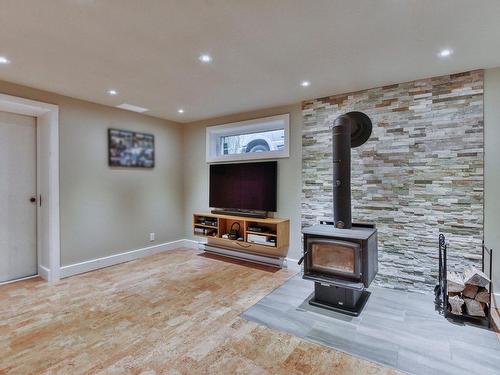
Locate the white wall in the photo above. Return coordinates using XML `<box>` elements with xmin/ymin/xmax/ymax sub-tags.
<box><xmin>182</xmin><ymin>104</ymin><xmax>303</xmax><ymax>260</ymax></box>
<box><xmin>484</xmin><ymin>68</ymin><xmax>500</xmax><ymax>295</ymax></box>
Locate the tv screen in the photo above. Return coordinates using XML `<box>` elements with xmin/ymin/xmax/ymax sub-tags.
<box><xmin>209</xmin><ymin>161</ymin><xmax>277</xmax><ymax>212</ymax></box>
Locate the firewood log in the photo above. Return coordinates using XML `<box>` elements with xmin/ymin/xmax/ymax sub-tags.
<box><xmin>447</xmin><ymin>271</ymin><xmax>465</xmax><ymax>293</ymax></box>
<box><xmin>464</xmin><ymin>298</ymin><xmax>486</xmax><ymax>317</ymax></box>
<box><xmin>475</xmin><ymin>287</ymin><xmax>490</xmax><ymax>304</ymax></box>
<box><xmin>462</xmin><ymin>284</ymin><xmax>478</xmax><ymax>299</ymax></box>
<box><xmin>463</xmin><ymin>266</ymin><xmax>490</xmax><ymax>288</ymax></box>
<box><xmin>448</xmin><ymin>295</ymin><xmax>464</xmax><ymax>315</ymax></box>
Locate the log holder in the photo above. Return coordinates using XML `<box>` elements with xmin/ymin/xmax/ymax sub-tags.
<box><xmin>435</xmin><ymin>234</ymin><xmax>493</xmax><ymax>328</ymax></box>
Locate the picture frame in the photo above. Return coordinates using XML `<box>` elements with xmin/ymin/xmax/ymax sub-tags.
<box><xmin>108</xmin><ymin>128</ymin><xmax>155</xmax><ymax>168</ymax></box>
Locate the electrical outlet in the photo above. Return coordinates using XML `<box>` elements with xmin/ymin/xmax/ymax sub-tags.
<box><xmin>149</xmin><ymin>233</ymin><xmax>155</xmax><ymax>242</ymax></box>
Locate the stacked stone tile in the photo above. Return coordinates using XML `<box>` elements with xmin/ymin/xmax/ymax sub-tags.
<box><xmin>302</xmin><ymin>70</ymin><xmax>484</xmax><ymax>292</ymax></box>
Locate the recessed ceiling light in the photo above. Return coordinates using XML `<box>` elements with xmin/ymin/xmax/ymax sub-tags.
<box><xmin>301</xmin><ymin>80</ymin><xmax>311</xmax><ymax>87</ymax></box>
<box><xmin>107</xmin><ymin>89</ymin><xmax>118</xmax><ymax>95</ymax></box>
<box><xmin>177</xmin><ymin>108</ymin><xmax>185</xmax><ymax>114</ymax></box>
<box><xmin>0</xmin><ymin>56</ymin><xmax>11</xmax><ymax>64</ymax></box>
<box><xmin>199</xmin><ymin>54</ymin><xmax>213</xmax><ymax>63</ymax></box>
<box><xmin>438</xmin><ymin>49</ymin><xmax>453</xmax><ymax>58</ymax></box>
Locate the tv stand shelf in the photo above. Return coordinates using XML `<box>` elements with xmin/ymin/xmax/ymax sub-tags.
<box><xmin>193</xmin><ymin>213</ymin><xmax>290</xmax><ymax>259</ymax></box>
<box><xmin>246</xmin><ymin>230</ymin><xmax>277</xmax><ymax>237</ymax></box>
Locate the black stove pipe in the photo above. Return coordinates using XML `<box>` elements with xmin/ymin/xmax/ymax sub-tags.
<box><xmin>331</xmin><ymin>111</ymin><xmax>373</xmax><ymax>229</ymax></box>
<box><xmin>332</xmin><ymin>115</ymin><xmax>352</xmax><ymax>229</ymax></box>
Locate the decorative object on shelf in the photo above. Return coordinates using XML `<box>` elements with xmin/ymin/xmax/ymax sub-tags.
<box><xmin>228</xmin><ymin>222</ymin><xmax>240</xmax><ymax>240</ymax></box>
<box><xmin>108</xmin><ymin>128</ymin><xmax>154</xmax><ymax>168</ymax></box>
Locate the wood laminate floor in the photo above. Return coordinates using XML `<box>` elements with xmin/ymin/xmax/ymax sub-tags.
<box><xmin>0</xmin><ymin>248</ymin><xmax>400</xmax><ymax>375</ymax></box>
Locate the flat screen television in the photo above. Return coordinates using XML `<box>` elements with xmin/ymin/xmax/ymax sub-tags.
<box><xmin>209</xmin><ymin>161</ymin><xmax>277</xmax><ymax>212</ymax></box>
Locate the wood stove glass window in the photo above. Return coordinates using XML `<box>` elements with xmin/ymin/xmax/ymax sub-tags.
<box><xmin>310</xmin><ymin>240</ymin><xmax>361</xmax><ymax>278</ymax></box>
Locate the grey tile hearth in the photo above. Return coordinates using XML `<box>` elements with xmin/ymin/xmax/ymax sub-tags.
<box><xmin>241</xmin><ymin>276</ymin><xmax>500</xmax><ymax>375</ymax></box>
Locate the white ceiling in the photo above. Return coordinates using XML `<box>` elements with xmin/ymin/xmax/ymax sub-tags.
<box><xmin>1</xmin><ymin>0</ymin><xmax>499</xmax><ymax>123</ymax></box>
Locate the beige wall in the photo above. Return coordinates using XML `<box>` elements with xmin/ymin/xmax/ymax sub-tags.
<box><xmin>182</xmin><ymin>104</ymin><xmax>303</xmax><ymax>260</ymax></box>
<box><xmin>484</xmin><ymin>68</ymin><xmax>500</xmax><ymax>294</ymax></box>
<box><xmin>184</xmin><ymin>70</ymin><xmax>500</xmax><ymax>283</ymax></box>
<box><xmin>2</xmin><ymin>68</ymin><xmax>498</xmax><ymax>279</ymax></box>
<box><xmin>0</xmin><ymin>80</ymin><xmax>185</xmax><ymax>266</ymax></box>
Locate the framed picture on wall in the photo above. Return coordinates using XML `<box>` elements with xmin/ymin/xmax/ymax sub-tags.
<box><xmin>108</xmin><ymin>129</ymin><xmax>155</xmax><ymax>168</ymax></box>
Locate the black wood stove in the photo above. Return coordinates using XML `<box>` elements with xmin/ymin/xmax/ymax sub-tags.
<box><xmin>300</xmin><ymin>112</ymin><xmax>378</xmax><ymax>316</ymax></box>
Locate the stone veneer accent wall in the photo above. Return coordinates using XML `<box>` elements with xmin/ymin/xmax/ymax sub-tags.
<box><xmin>302</xmin><ymin>70</ymin><xmax>484</xmax><ymax>292</ymax></box>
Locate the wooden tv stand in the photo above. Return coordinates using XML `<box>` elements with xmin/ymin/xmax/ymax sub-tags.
<box><xmin>193</xmin><ymin>213</ymin><xmax>290</xmax><ymax>265</ymax></box>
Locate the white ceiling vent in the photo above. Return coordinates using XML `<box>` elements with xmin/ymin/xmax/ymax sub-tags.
<box><xmin>116</xmin><ymin>103</ymin><xmax>149</xmax><ymax>113</ymax></box>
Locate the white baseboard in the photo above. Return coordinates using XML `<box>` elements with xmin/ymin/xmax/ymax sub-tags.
<box><xmin>0</xmin><ymin>274</ymin><xmax>39</xmax><ymax>286</ymax></box>
<box><xmin>38</xmin><ymin>265</ymin><xmax>50</xmax><ymax>281</ymax></box>
<box><xmin>493</xmin><ymin>293</ymin><xmax>499</xmax><ymax>309</ymax></box>
<box><xmin>285</xmin><ymin>257</ymin><xmax>301</xmax><ymax>271</ymax></box>
<box><xmin>196</xmin><ymin>239</ymin><xmax>301</xmax><ymax>270</ymax></box>
<box><xmin>178</xmin><ymin>239</ymin><xmax>199</xmax><ymax>249</ymax></box>
<box><xmin>203</xmin><ymin>244</ymin><xmax>285</xmax><ymax>267</ymax></box>
<box><xmin>60</xmin><ymin>239</ymin><xmax>198</xmax><ymax>278</ymax></box>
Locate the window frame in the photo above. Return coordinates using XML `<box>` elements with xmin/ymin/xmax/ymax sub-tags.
<box><xmin>205</xmin><ymin>113</ymin><xmax>290</xmax><ymax>163</ymax></box>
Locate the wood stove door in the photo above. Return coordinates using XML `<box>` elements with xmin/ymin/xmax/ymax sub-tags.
<box><xmin>307</xmin><ymin>239</ymin><xmax>361</xmax><ymax>279</ymax></box>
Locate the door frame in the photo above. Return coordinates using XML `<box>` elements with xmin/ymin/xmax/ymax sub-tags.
<box><xmin>0</xmin><ymin>93</ymin><xmax>60</xmax><ymax>282</ymax></box>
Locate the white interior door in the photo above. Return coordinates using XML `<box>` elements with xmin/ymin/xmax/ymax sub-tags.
<box><xmin>0</xmin><ymin>111</ymin><xmax>37</xmax><ymax>282</ymax></box>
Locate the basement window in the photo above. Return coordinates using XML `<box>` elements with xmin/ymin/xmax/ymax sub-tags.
<box><xmin>206</xmin><ymin>114</ymin><xmax>290</xmax><ymax>163</ymax></box>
